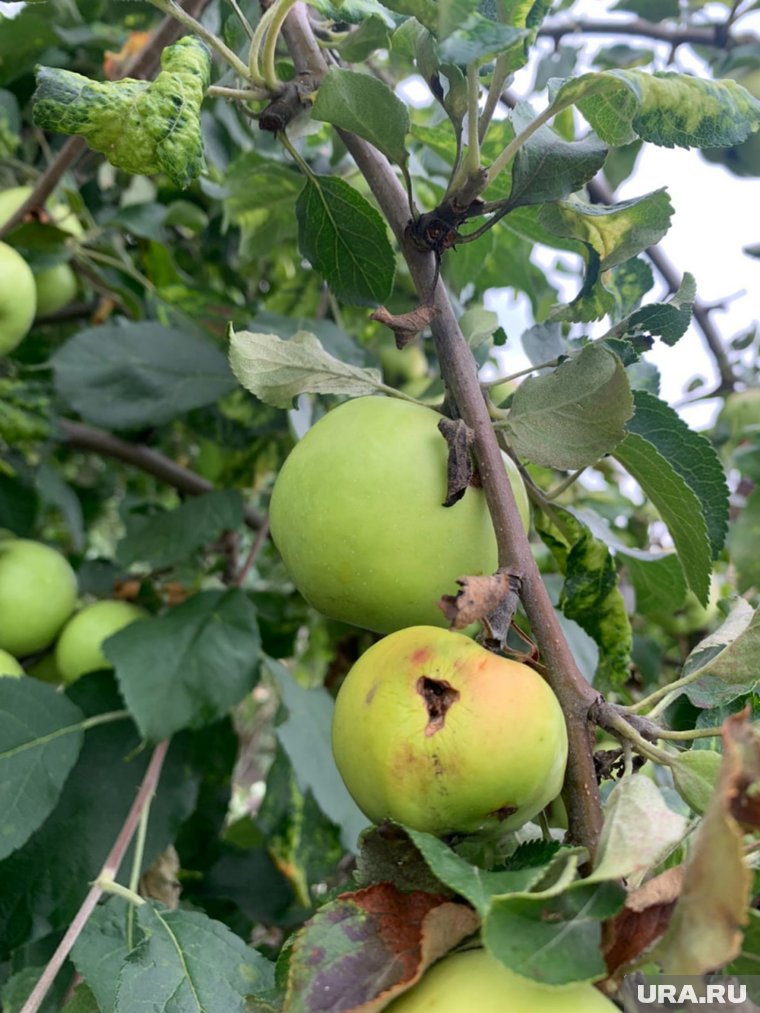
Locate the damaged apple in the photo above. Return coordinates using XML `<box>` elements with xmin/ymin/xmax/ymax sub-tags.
<box><xmin>331</xmin><ymin>625</ymin><xmax>568</xmax><ymax>835</ymax></box>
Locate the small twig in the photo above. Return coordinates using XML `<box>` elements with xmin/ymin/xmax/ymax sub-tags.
<box><xmin>655</xmin><ymin>724</ymin><xmax>725</xmax><ymax>741</ymax></box>
<box><xmin>544</xmin><ymin>468</ymin><xmax>587</xmax><ymax>500</ymax></box>
<box><xmin>147</xmin><ymin>0</ymin><xmax>251</xmax><ymax>79</ymax></box>
<box><xmin>57</xmin><ymin>418</ymin><xmax>265</xmax><ymax>530</ymax></box>
<box><xmin>227</xmin><ymin>0</ymin><xmax>256</xmax><ymax>40</ymax></box>
<box><xmin>20</xmin><ymin>740</ymin><xmax>170</xmax><ymax>1013</ymax></box>
<box><xmin>479</xmin><ymin>53</ymin><xmax>510</xmax><ymax>143</ymax></box>
<box><xmin>207</xmin><ymin>84</ymin><xmax>269</xmax><ymax>100</ymax></box>
<box><xmin>537</xmin><ymin>16</ymin><xmax>757</xmax><ymax>49</ymax></box>
<box><xmin>235</xmin><ymin>518</ymin><xmax>270</xmax><ymax>586</ymax></box>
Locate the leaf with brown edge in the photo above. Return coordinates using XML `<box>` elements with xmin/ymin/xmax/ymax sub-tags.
<box><xmin>371</xmin><ymin>304</ymin><xmax>439</xmax><ymax>349</ymax></box>
<box><xmin>652</xmin><ymin>710</ymin><xmax>759</xmax><ymax>974</ymax></box>
<box><xmin>285</xmin><ymin>883</ymin><xmax>479</xmax><ymax>1012</ymax></box>
<box><xmin>602</xmin><ymin>866</ymin><xmax>684</xmax><ymax>979</ymax></box>
<box><xmin>437</xmin><ymin>416</ymin><xmax>474</xmax><ymax>508</ymax></box>
<box><xmin>438</xmin><ymin>572</ymin><xmax>518</xmax><ymax>631</ymax></box>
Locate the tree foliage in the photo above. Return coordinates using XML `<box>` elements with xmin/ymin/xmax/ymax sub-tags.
<box><xmin>1</xmin><ymin>0</ymin><xmax>759</xmax><ymax>1009</ymax></box>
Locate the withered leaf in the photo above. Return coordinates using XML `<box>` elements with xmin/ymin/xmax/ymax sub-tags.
<box><xmin>652</xmin><ymin>710</ymin><xmax>759</xmax><ymax>974</ymax></box>
<box><xmin>371</xmin><ymin>304</ymin><xmax>439</xmax><ymax>349</ymax></box>
<box><xmin>603</xmin><ymin>866</ymin><xmax>684</xmax><ymax>978</ymax></box>
<box><xmin>438</xmin><ymin>572</ymin><xmax>518</xmax><ymax>632</ymax></box>
<box><xmin>285</xmin><ymin>882</ymin><xmax>478</xmax><ymax>1012</ymax></box>
<box><xmin>437</xmin><ymin>416</ymin><xmax>474</xmax><ymax>508</ymax></box>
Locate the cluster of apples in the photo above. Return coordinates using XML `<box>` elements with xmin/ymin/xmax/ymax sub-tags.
<box><xmin>0</xmin><ymin>186</ymin><xmax>81</xmax><ymax>357</ymax></box>
<box><xmin>269</xmin><ymin>396</ymin><xmax>569</xmax><ymax>838</ymax></box>
<box><xmin>0</xmin><ymin>537</ymin><xmax>144</xmax><ymax>683</ymax></box>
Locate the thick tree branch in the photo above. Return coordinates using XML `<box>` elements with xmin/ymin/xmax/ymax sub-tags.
<box><xmin>537</xmin><ymin>16</ymin><xmax>756</xmax><ymax>49</ymax></box>
<box><xmin>281</xmin><ymin>3</ymin><xmax>603</xmax><ymax>854</ymax></box>
<box><xmin>57</xmin><ymin>419</ymin><xmax>264</xmax><ymax>530</ymax></box>
<box><xmin>0</xmin><ymin>0</ymin><xmax>211</xmax><ymax>242</ymax></box>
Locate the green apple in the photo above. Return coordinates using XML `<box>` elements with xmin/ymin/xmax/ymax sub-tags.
<box><xmin>0</xmin><ymin>648</ymin><xmax>23</xmax><ymax>678</ymax></box>
<box><xmin>331</xmin><ymin>626</ymin><xmax>568</xmax><ymax>834</ymax></box>
<box><xmin>56</xmin><ymin>600</ymin><xmax>146</xmax><ymax>684</ymax></box>
<box><xmin>27</xmin><ymin>651</ymin><xmax>63</xmax><ymax>684</ymax></box>
<box><xmin>0</xmin><ymin>185</ymin><xmax>80</xmax><ymax>318</ymax></box>
<box><xmin>0</xmin><ymin>539</ymin><xmax>77</xmax><ymax>656</ymax></box>
<box><xmin>0</xmin><ymin>241</ymin><xmax>36</xmax><ymax>354</ymax></box>
<box><xmin>387</xmin><ymin>949</ymin><xmax>617</xmax><ymax>1012</ymax></box>
<box><xmin>373</xmin><ymin>336</ymin><xmax>428</xmax><ymax>386</ymax></box>
<box><xmin>718</xmin><ymin>389</ymin><xmax>760</xmax><ymax>440</ymax></box>
<box><xmin>270</xmin><ymin>396</ymin><xmax>531</xmax><ymax>634</ymax></box>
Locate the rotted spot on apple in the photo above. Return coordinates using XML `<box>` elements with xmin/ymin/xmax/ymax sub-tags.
<box><xmin>417</xmin><ymin>676</ymin><xmax>460</xmax><ymax>736</ymax></box>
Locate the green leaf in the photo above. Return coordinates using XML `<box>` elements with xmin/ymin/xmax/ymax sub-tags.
<box><xmin>498</xmin><ymin>0</ymin><xmax>554</xmax><ymax>72</ymax></box>
<box><xmin>614</xmin><ymin>433</ymin><xmax>711</xmax><ymax>605</ymax></box>
<box><xmin>503</xmin><ymin>102</ymin><xmax>608</xmax><ymax>209</ymax></box>
<box><xmin>550</xmin><ymin>70</ymin><xmax>760</xmax><ymax>150</ymax></box>
<box><xmin>229</xmin><ymin>328</ymin><xmax>383</xmax><ymax>409</ymax></box>
<box><xmin>626</xmin><ymin>552</ymin><xmax>688</xmax><ymax>614</ymax></box>
<box><xmin>505</xmin><ymin>343</ymin><xmax>634</xmax><ymax>469</ymax></box>
<box><xmin>625</xmin><ymin>390</ymin><xmax>729</xmax><ymax>557</ymax></box>
<box><xmin>0</xmin><ymin>678</ymin><xmax>85</xmax><ymax>860</ymax></box>
<box><xmin>117</xmin><ymin>490</ymin><xmax>244</xmax><ymax>570</ymax></box>
<box><xmin>61</xmin><ymin>983</ymin><xmax>100</xmax><ymax>1013</ymax></box>
<box><xmin>295</xmin><ymin>176</ymin><xmax>395</xmax><ymax>306</ymax></box>
<box><xmin>589</xmin><ymin>775</ymin><xmax>687</xmax><ymax>883</ymax></box>
<box><xmin>671</xmin><ymin>750</ymin><xmax>722</xmax><ymax>814</ymax></box>
<box><xmin>0</xmin><ymin>677</ymin><xmax>200</xmax><ymax>959</ymax></box>
<box><xmin>115</xmin><ymin>903</ymin><xmax>274</xmax><ymax>1012</ymax></box>
<box><xmin>336</xmin><ymin>15</ymin><xmax>392</xmax><ymax>62</ymax></box>
<box><xmin>540</xmin><ymin>190</ymin><xmax>673</xmax><ymax>272</ymax></box>
<box><xmin>256</xmin><ymin>744</ymin><xmax>344</xmax><ymax>907</ymax></box>
<box><xmin>404</xmin><ymin>828</ymin><xmax>564</xmax><ymax>916</ymax></box>
<box><xmin>379</xmin><ymin>0</ymin><xmax>438</xmax><ymax>32</ymax></box>
<box><xmin>483</xmin><ymin>863</ymin><xmax>625</xmax><ymax>984</ymax></box>
<box><xmin>33</xmin><ymin>37</ymin><xmax>211</xmax><ymax>189</ymax></box>
<box><xmin>51</xmin><ymin>323</ymin><xmax>235</xmax><ymax>430</ymax></box>
<box><xmin>439</xmin><ymin>17</ymin><xmax>527</xmax><ymax>65</ymax></box>
<box><xmin>540</xmin><ymin>192</ymin><xmax>673</xmax><ymax>322</ymax></box>
<box><xmin>536</xmin><ymin>507</ymin><xmax>632</xmax><ymax>690</ymax></box>
<box><xmin>687</xmin><ymin>604</ymin><xmax>760</xmax><ymax>688</ymax></box>
<box><xmin>612</xmin><ymin>0</ymin><xmax>679</xmax><ymax>20</ymax></box>
<box><xmin>267</xmin><ymin>658</ymin><xmax>367</xmax><ymax>852</ymax></box>
<box><xmin>0</xmin><ymin>12</ymin><xmax>56</xmax><ymax>87</ymax></box>
<box><xmin>459</xmin><ymin>305</ymin><xmax>500</xmax><ymax>347</ymax></box>
<box><xmin>72</xmin><ymin>898</ymin><xmax>131</xmax><ymax>1013</ymax></box>
<box><xmin>0</xmin><ymin>964</ymin><xmax>69</xmax><ymax>1013</ymax></box>
<box><xmin>312</xmin><ymin>68</ymin><xmax>410</xmax><ymax>166</ymax></box>
<box><xmin>107</xmin><ymin>590</ymin><xmax>261</xmax><ymax>741</ymax></box>
<box><xmin>250</xmin><ymin>309</ymin><xmax>369</xmax><ymax>366</ymax></box>
<box><xmin>608</xmin><ymin>272</ymin><xmax>695</xmax><ymax>346</ymax></box>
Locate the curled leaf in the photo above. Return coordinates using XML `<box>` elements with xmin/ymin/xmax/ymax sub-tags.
<box><xmin>33</xmin><ymin>37</ymin><xmax>210</xmax><ymax>189</ymax></box>
<box><xmin>602</xmin><ymin>866</ymin><xmax>685</xmax><ymax>977</ymax></box>
<box><xmin>653</xmin><ymin>711</ymin><xmax>759</xmax><ymax>973</ymax></box>
<box><xmin>437</xmin><ymin>416</ymin><xmax>475</xmax><ymax>508</ymax></box>
<box><xmin>371</xmin><ymin>303</ymin><xmax>439</xmax><ymax>348</ymax></box>
<box><xmin>439</xmin><ymin>572</ymin><xmax>518</xmax><ymax>631</ymax></box>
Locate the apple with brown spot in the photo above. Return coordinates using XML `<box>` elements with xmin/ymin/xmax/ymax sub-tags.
<box><xmin>331</xmin><ymin>626</ymin><xmax>568</xmax><ymax>835</ymax></box>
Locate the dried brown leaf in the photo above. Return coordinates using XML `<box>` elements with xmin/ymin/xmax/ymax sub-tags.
<box><xmin>652</xmin><ymin>711</ymin><xmax>759</xmax><ymax>973</ymax></box>
<box><xmin>603</xmin><ymin>866</ymin><xmax>685</xmax><ymax>977</ymax></box>
<box><xmin>437</xmin><ymin>416</ymin><xmax>474</xmax><ymax>508</ymax></box>
<box><xmin>438</xmin><ymin>572</ymin><xmax>517</xmax><ymax>631</ymax></box>
<box><xmin>371</xmin><ymin>304</ymin><xmax>439</xmax><ymax>349</ymax></box>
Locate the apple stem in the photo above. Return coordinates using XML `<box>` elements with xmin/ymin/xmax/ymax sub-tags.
<box><xmin>280</xmin><ymin>3</ymin><xmax>605</xmax><ymax>858</ymax></box>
